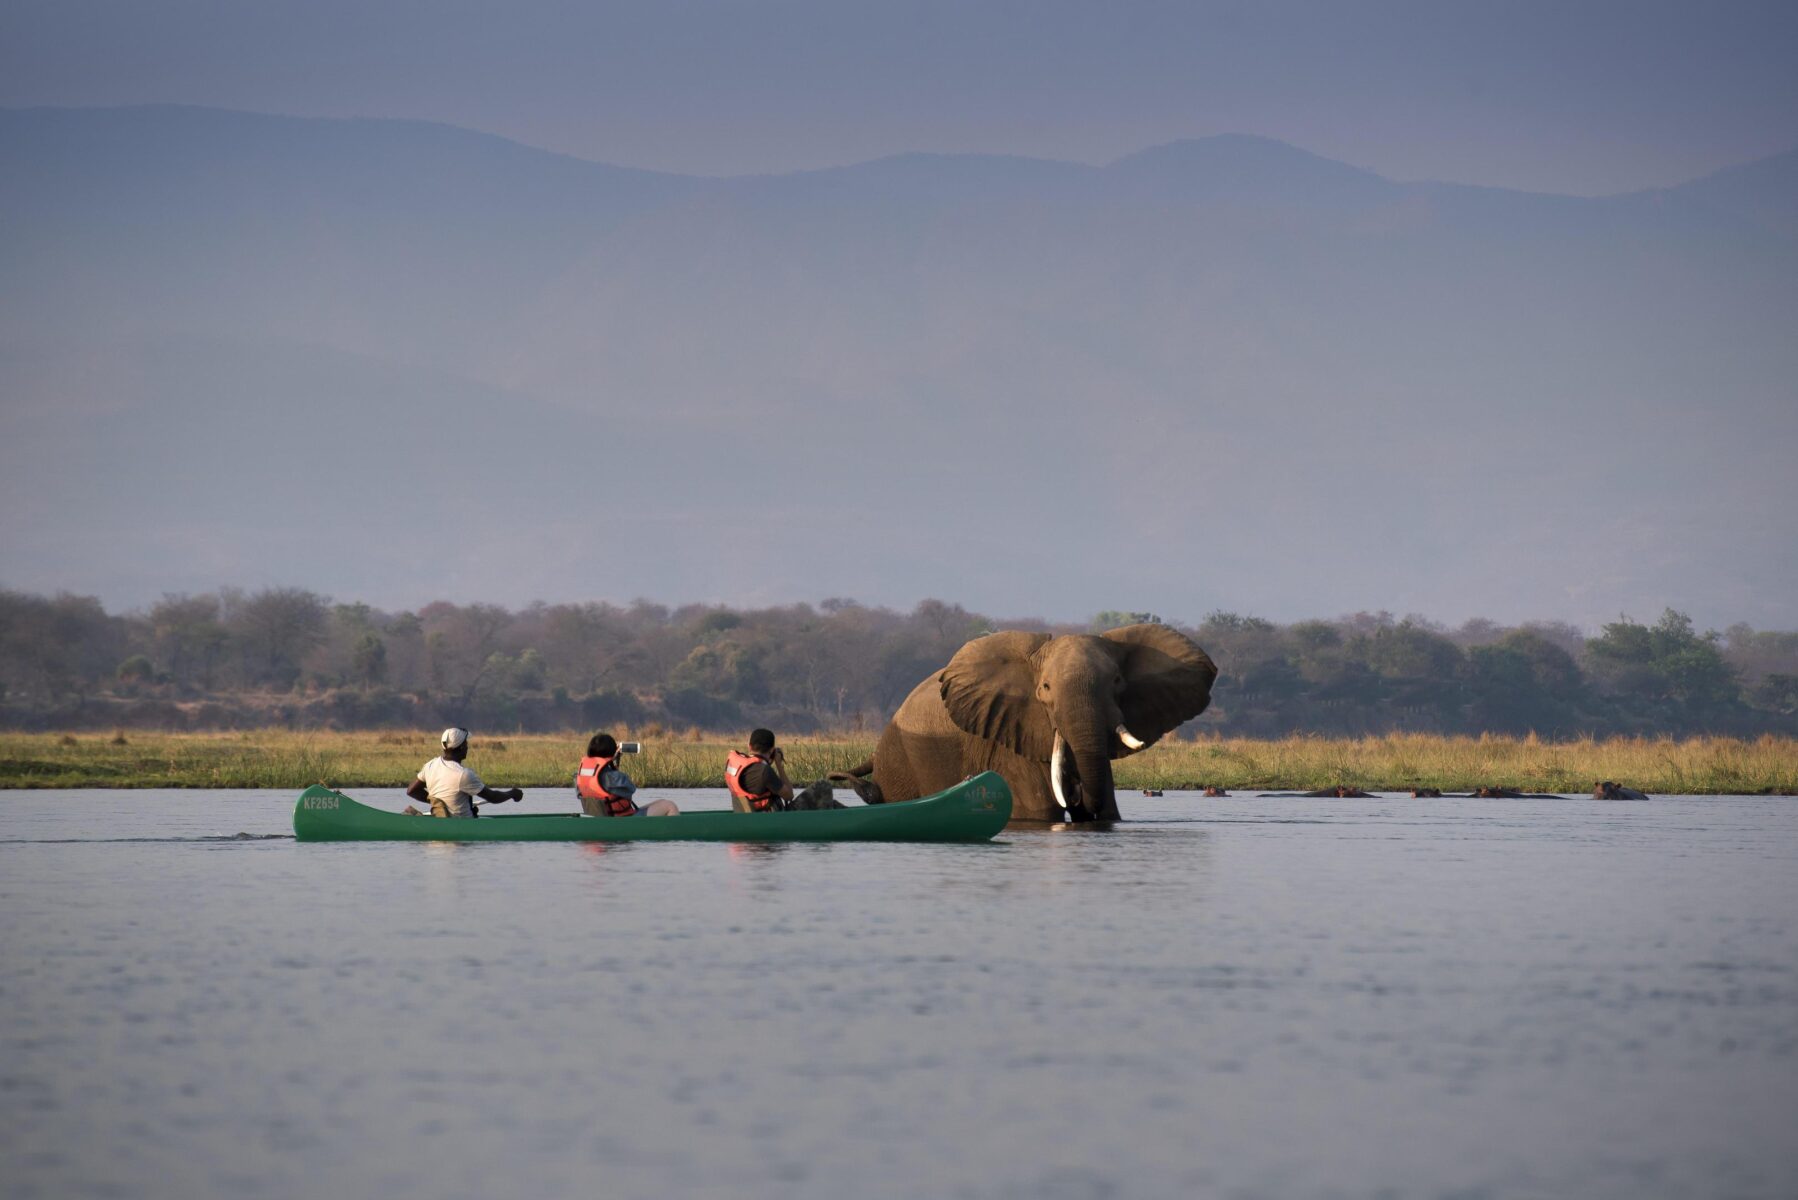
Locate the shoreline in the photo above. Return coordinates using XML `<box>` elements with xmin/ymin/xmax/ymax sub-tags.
<box><xmin>3</xmin><ymin>730</ymin><xmax>1794</xmax><ymax>794</ymax></box>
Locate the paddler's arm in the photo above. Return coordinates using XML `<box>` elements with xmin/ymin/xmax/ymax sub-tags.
<box><xmin>406</xmin><ymin>777</ymin><xmax>428</xmax><ymax>803</ymax></box>
<box><xmin>477</xmin><ymin>786</ymin><xmax>524</xmax><ymax>805</ymax></box>
<box><xmin>768</xmin><ymin>748</ymin><xmax>796</xmax><ymax>803</ymax></box>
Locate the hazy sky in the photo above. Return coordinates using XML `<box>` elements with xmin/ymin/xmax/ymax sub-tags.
<box><xmin>3</xmin><ymin>2</ymin><xmax>1795</xmax><ymax>632</ymax></box>
<box><xmin>4</xmin><ymin>0</ymin><xmax>1796</xmax><ymax>194</ymax></box>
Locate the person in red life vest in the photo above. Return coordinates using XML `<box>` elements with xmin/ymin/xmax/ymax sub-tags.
<box><xmin>725</xmin><ymin>728</ymin><xmax>796</xmax><ymax>813</ymax></box>
<box><xmin>575</xmin><ymin>733</ymin><xmax>679</xmax><ymax>817</ymax></box>
<box><xmin>405</xmin><ymin>727</ymin><xmax>523</xmax><ymax>818</ymax></box>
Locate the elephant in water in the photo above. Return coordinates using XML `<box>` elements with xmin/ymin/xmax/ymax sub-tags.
<box><xmin>848</xmin><ymin>624</ymin><xmax>1217</xmax><ymax>822</ymax></box>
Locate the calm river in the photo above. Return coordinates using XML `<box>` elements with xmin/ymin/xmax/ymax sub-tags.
<box><xmin>2</xmin><ymin>789</ymin><xmax>1795</xmax><ymax>1199</ymax></box>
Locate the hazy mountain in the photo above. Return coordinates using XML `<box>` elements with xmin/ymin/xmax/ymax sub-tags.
<box><xmin>2</xmin><ymin>106</ymin><xmax>1794</xmax><ymax>628</ymax></box>
<box><xmin>1658</xmin><ymin>146</ymin><xmax>1798</xmax><ymax>240</ymax></box>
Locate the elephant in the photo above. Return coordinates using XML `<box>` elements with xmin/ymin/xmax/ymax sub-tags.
<box><xmin>850</xmin><ymin>624</ymin><xmax>1218</xmax><ymax>822</ymax></box>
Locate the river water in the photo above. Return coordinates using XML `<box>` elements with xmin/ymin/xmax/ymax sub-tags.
<box><xmin>2</xmin><ymin>788</ymin><xmax>1795</xmax><ymax>1200</ymax></box>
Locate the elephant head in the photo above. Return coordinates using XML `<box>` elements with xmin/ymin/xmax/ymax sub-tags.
<box><xmin>938</xmin><ymin>624</ymin><xmax>1217</xmax><ymax>821</ymax></box>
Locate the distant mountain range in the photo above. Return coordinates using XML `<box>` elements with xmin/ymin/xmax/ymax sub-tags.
<box><xmin>2</xmin><ymin>106</ymin><xmax>1794</xmax><ymax>628</ymax></box>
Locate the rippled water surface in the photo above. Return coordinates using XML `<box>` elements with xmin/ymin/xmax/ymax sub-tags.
<box><xmin>3</xmin><ymin>788</ymin><xmax>1796</xmax><ymax>1199</ymax></box>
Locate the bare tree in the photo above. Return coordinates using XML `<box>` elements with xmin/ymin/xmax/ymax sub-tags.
<box><xmin>150</xmin><ymin>593</ymin><xmax>230</xmax><ymax>689</ymax></box>
<box><xmin>230</xmin><ymin>588</ymin><xmax>329</xmax><ymax>688</ymax></box>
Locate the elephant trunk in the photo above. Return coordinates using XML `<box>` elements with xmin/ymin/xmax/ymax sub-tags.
<box><xmin>1053</xmin><ymin>728</ymin><xmax>1118</xmax><ymax>822</ymax></box>
<box><xmin>1049</xmin><ymin>683</ymin><xmax>1125</xmax><ymax>820</ymax></box>
<box><xmin>1075</xmin><ymin>748</ymin><xmax>1118</xmax><ymax>822</ymax></box>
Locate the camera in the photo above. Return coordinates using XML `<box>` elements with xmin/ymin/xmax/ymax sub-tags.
<box><xmin>618</xmin><ymin>741</ymin><xmax>641</xmax><ymax>754</ymax></box>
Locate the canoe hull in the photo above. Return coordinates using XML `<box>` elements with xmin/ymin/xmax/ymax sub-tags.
<box><xmin>293</xmin><ymin>772</ymin><xmax>1011</xmax><ymax>843</ymax></box>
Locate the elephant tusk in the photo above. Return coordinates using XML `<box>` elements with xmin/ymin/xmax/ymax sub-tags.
<box><xmin>1116</xmin><ymin>724</ymin><xmax>1147</xmax><ymax>751</ymax></box>
<box><xmin>1050</xmin><ymin>733</ymin><xmax>1072</xmax><ymax>819</ymax></box>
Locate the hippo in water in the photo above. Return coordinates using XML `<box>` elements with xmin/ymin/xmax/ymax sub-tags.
<box><xmin>1260</xmin><ymin>785</ymin><xmax>1376</xmax><ymax>798</ymax></box>
<box><xmin>1594</xmin><ymin>780</ymin><xmax>1651</xmax><ymax>800</ymax></box>
<box><xmin>1462</xmin><ymin>785</ymin><xmax>1564</xmax><ymax>798</ymax></box>
<box><xmin>1202</xmin><ymin>786</ymin><xmax>1230</xmax><ymax>797</ymax></box>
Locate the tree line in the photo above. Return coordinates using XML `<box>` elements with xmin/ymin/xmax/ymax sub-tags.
<box><xmin>1</xmin><ymin>589</ymin><xmax>1794</xmax><ymax>738</ymax></box>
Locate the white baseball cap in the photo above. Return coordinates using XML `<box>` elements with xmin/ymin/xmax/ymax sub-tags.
<box><xmin>441</xmin><ymin>727</ymin><xmax>469</xmax><ymax>750</ymax></box>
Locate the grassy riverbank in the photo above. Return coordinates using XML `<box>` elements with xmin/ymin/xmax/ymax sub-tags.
<box><xmin>2</xmin><ymin>730</ymin><xmax>1795</xmax><ymax>793</ymax></box>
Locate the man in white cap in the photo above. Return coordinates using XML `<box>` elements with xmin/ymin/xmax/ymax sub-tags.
<box><xmin>404</xmin><ymin>727</ymin><xmax>523</xmax><ymax>818</ymax></box>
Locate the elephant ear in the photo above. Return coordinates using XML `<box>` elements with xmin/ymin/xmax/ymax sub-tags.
<box><xmin>1102</xmin><ymin>623</ymin><xmax>1219</xmax><ymax>746</ymax></box>
<box><xmin>938</xmin><ymin>631</ymin><xmax>1055</xmax><ymax>761</ymax></box>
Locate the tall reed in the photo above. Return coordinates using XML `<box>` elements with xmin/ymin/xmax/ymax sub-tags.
<box><xmin>0</xmin><ymin>729</ymin><xmax>877</xmax><ymax>790</ymax></box>
<box><xmin>1</xmin><ymin>730</ymin><xmax>1793</xmax><ymax>793</ymax></box>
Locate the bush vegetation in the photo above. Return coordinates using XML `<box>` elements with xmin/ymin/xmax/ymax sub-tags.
<box><xmin>2</xmin><ymin>589</ymin><xmax>1795</xmax><ymax>742</ymax></box>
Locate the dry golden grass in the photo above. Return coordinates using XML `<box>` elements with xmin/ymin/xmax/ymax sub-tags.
<box><xmin>1118</xmin><ymin>731</ymin><xmax>1798</xmax><ymax>794</ymax></box>
<box><xmin>0</xmin><ymin>729</ymin><xmax>875</xmax><ymax>790</ymax></box>
<box><xmin>1</xmin><ymin>729</ymin><xmax>1793</xmax><ymax>793</ymax></box>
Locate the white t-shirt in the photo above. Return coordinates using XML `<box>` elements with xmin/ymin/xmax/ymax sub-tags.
<box><xmin>417</xmin><ymin>756</ymin><xmax>485</xmax><ymax>818</ymax></box>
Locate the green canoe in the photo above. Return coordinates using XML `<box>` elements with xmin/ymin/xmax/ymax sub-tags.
<box><xmin>293</xmin><ymin>772</ymin><xmax>1011</xmax><ymax>843</ymax></box>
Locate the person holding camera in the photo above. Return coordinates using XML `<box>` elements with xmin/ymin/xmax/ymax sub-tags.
<box><xmin>725</xmin><ymin>728</ymin><xmax>796</xmax><ymax>813</ymax></box>
<box><xmin>406</xmin><ymin>727</ymin><xmax>523</xmax><ymax>818</ymax></box>
<box><xmin>576</xmin><ymin>733</ymin><xmax>679</xmax><ymax>817</ymax></box>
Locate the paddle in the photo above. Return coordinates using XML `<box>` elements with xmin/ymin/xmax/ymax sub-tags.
<box><xmin>474</xmin><ymin>788</ymin><xmax>525</xmax><ymax>808</ymax></box>
<box><xmin>405</xmin><ymin>788</ymin><xmax>522</xmax><ymax>815</ymax></box>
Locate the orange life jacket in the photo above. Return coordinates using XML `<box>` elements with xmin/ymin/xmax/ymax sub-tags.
<box><xmin>575</xmin><ymin>755</ymin><xmax>637</xmax><ymax>817</ymax></box>
<box><xmin>725</xmin><ymin>749</ymin><xmax>779</xmax><ymax>812</ymax></box>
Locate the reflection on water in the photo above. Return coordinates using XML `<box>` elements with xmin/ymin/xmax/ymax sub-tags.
<box><xmin>1</xmin><ymin>788</ymin><xmax>1796</xmax><ymax>1199</ymax></box>
<box><xmin>726</xmin><ymin>841</ymin><xmax>790</xmax><ymax>862</ymax></box>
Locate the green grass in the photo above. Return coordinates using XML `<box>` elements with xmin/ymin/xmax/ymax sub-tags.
<box><xmin>1</xmin><ymin>730</ymin><xmax>1794</xmax><ymax>793</ymax></box>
